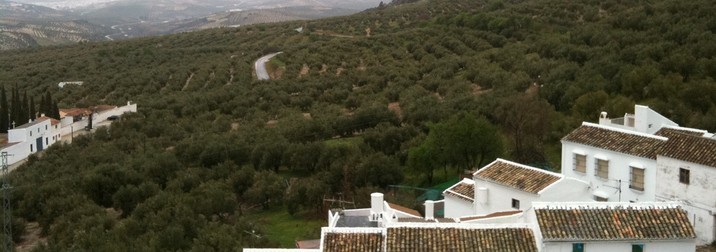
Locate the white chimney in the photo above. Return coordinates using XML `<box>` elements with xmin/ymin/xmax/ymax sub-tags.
<box><xmin>476</xmin><ymin>187</ymin><xmax>489</xmax><ymax>204</ymax></box>
<box><xmin>370</xmin><ymin>192</ymin><xmax>384</xmax><ymax>221</ymax></box>
<box><xmin>424</xmin><ymin>200</ymin><xmax>435</xmax><ymax>220</ymax></box>
<box><xmin>599</xmin><ymin>111</ymin><xmax>609</xmax><ymax>125</ymax></box>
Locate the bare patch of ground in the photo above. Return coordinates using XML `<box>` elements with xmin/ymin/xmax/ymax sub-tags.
<box><xmin>299</xmin><ymin>64</ymin><xmax>310</xmax><ymax>77</ymax></box>
<box><xmin>388</xmin><ymin>102</ymin><xmax>402</xmax><ymax>119</ymax></box>
<box><xmin>231</xmin><ymin>122</ymin><xmax>240</xmax><ymax>131</ymax></box>
<box><xmin>336</xmin><ymin>67</ymin><xmax>345</xmax><ymax>76</ymax></box>
<box><xmin>16</xmin><ymin>222</ymin><xmax>45</xmax><ymax>252</ymax></box>
<box><xmin>181</xmin><ymin>73</ymin><xmax>195</xmax><ymax>91</ymax></box>
<box><xmin>471</xmin><ymin>84</ymin><xmax>492</xmax><ymax>96</ymax></box>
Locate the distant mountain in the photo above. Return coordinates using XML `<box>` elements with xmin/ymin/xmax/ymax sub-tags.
<box><xmin>0</xmin><ymin>0</ymin><xmax>110</xmax><ymax>50</ymax></box>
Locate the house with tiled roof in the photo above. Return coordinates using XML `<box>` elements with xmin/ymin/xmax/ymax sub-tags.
<box><xmin>654</xmin><ymin>130</ymin><xmax>716</xmax><ymax>245</ymax></box>
<box><xmin>441</xmin><ymin>159</ymin><xmax>591</xmax><ymax>218</ymax></box>
<box><xmin>564</xmin><ymin>104</ymin><xmax>716</xmax><ymax>245</ymax></box>
<box><xmin>1</xmin><ymin>116</ymin><xmax>62</xmax><ymax>165</ymax></box>
<box><xmin>245</xmin><ymin>223</ymin><xmax>539</xmax><ymax>252</ymax></box>
<box><xmin>529</xmin><ymin>202</ymin><xmax>696</xmax><ymax>252</ymax></box>
<box><xmin>561</xmin><ymin>122</ymin><xmax>667</xmax><ymax>203</ymax></box>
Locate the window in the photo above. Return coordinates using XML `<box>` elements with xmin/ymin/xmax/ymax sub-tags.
<box><xmin>679</xmin><ymin>168</ymin><xmax>690</xmax><ymax>184</ymax></box>
<box><xmin>572</xmin><ymin>243</ymin><xmax>584</xmax><ymax>252</ymax></box>
<box><xmin>573</xmin><ymin>154</ymin><xmax>586</xmax><ymax>173</ymax></box>
<box><xmin>45</xmin><ymin>125</ymin><xmax>48</xmax><ymax>130</ymax></box>
<box><xmin>30</xmin><ymin>144</ymin><xmax>33</xmax><ymax>152</ymax></box>
<box><xmin>632</xmin><ymin>244</ymin><xmax>644</xmax><ymax>252</ymax></box>
<box><xmin>45</xmin><ymin>138</ymin><xmax>48</xmax><ymax>145</ymax></box>
<box><xmin>595</xmin><ymin>159</ymin><xmax>609</xmax><ymax>179</ymax></box>
<box><xmin>30</xmin><ymin>131</ymin><xmax>32</xmax><ymax>136</ymax></box>
<box><xmin>594</xmin><ymin>196</ymin><xmax>608</xmax><ymax>202</ymax></box>
<box><xmin>630</xmin><ymin>166</ymin><xmax>645</xmax><ymax>191</ymax></box>
<box><xmin>511</xmin><ymin>199</ymin><xmax>520</xmax><ymax>209</ymax></box>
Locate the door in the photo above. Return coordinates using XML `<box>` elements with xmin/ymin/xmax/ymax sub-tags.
<box><xmin>36</xmin><ymin>137</ymin><xmax>44</xmax><ymax>151</ymax></box>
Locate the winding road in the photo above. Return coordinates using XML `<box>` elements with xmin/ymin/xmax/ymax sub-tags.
<box><xmin>255</xmin><ymin>52</ymin><xmax>283</xmax><ymax>80</ymax></box>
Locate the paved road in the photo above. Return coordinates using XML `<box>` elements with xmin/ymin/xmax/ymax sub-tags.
<box><xmin>255</xmin><ymin>52</ymin><xmax>283</xmax><ymax>80</ymax></box>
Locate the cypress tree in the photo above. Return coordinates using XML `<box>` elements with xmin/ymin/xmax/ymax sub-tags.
<box><xmin>39</xmin><ymin>95</ymin><xmax>46</xmax><ymax>117</ymax></box>
<box><xmin>51</xmin><ymin>101</ymin><xmax>60</xmax><ymax>119</ymax></box>
<box><xmin>10</xmin><ymin>86</ymin><xmax>18</xmax><ymax>128</ymax></box>
<box><xmin>19</xmin><ymin>91</ymin><xmax>28</xmax><ymax>124</ymax></box>
<box><xmin>0</xmin><ymin>87</ymin><xmax>7</xmax><ymax>133</ymax></box>
<box><xmin>29</xmin><ymin>96</ymin><xmax>36</xmax><ymax>120</ymax></box>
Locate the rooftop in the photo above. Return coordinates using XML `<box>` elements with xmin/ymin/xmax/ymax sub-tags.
<box><xmin>458</xmin><ymin>210</ymin><xmax>522</xmax><ymax>222</ymax></box>
<box><xmin>473</xmin><ymin>159</ymin><xmax>561</xmax><ymax>194</ymax></box>
<box><xmin>385</xmin><ymin>225</ymin><xmax>537</xmax><ymax>252</ymax></box>
<box><xmin>562</xmin><ymin>122</ymin><xmax>666</xmax><ymax>159</ymax></box>
<box><xmin>387</xmin><ymin>203</ymin><xmax>421</xmax><ymax>218</ymax></box>
<box><xmin>658</xmin><ymin>131</ymin><xmax>716</xmax><ymax>168</ymax></box>
<box><xmin>655</xmin><ymin>126</ymin><xmax>708</xmax><ymax>137</ymax></box>
<box><xmin>534</xmin><ymin>202</ymin><xmax>695</xmax><ymax>241</ymax></box>
<box><xmin>322</xmin><ymin>229</ymin><xmax>384</xmax><ymax>252</ymax></box>
<box><xmin>443</xmin><ymin>178</ymin><xmax>474</xmax><ymax>202</ymax></box>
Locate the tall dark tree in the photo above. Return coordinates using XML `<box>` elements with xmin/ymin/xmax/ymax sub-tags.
<box><xmin>19</xmin><ymin>91</ymin><xmax>29</xmax><ymax>124</ymax></box>
<box><xmin>29</xmin><ymin>96</ymin><xmax>36</xmax><ymax>120</ymax></box>
<box><xmin>0</xmin><ymin>86</ymin><xmax>7</xmax><ymax>133</ymax></box>
<box><xmin>10</xmin><ymin>86</ymin><xmax>19</xmax><ymax>128</ymax></box>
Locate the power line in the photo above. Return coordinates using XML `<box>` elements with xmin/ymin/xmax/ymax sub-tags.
<box><xmin>2</xmin><ymin>152</ymin><xmax>13</xmax><ymax>252</ymax></box>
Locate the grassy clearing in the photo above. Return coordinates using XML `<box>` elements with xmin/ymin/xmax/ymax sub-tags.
<box><xmin>247</xmin><ymin>208</ymin><xmax>324</xmax><ymax>248</ymax></box>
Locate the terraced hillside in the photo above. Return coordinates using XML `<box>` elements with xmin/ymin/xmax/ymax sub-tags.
<box><xmin>0</xmin><ymin>0</ymin><xmax>714</xmax><ymax>250</ymax></box>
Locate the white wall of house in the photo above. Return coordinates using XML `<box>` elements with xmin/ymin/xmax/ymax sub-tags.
<box><xmin>472</xmin><ymin>181</ymin><xmax>539</xmax><ymax>216</ymax></box>
<box><xmin>634</xmin><ymin>105</ymin><xmax>678</xmax><ymax>134</ymax></box>
<box><xmin>543</xmin><ymin>240</ymin><xmax>695</xmax><ymax>252</ymax></box>
<box><xmin>656</xmin><ymin>156</ymin><xmax>716</xmax><ymax>245</ymax></box>
<box><xmin>561</xmin><ymin>141</ymin><xmax>658</xmax><ymax>203</ymax></box>
<box><xmin>539</xmin><ymin>177</ymin><xmax>592</xmax><ymax>202</ymax></box>
<box><xmin>443</xmin><ymin>195</ymin><xmax>474</xmax><ymax>218</ymax></box>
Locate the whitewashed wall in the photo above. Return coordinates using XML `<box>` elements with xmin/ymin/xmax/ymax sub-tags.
<box><xmin>561</xmin><ymin>141</ymin><xmax>658</xmax><ymax>202</ymax></box>
<box><xmin>543</xmin><ymin>240</ymin><xmax>695</xmax><ymax>252</ymax></box>
<box><xmin>443</xmin><ymin>195</ymin><xmax>474</xmax><ymax>218</ymax></box>
<box><xmin>656</xmin><ymin>156</ymin><xmax>716</xmax><ymax>245</ymax></box>
<box><xmin>472</xmin><ymin>181</ymin><xmax>539</xmax><ymax>216</ymax></box>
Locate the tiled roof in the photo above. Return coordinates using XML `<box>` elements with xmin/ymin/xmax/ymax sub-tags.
<box><xmin>322</xmin><ymin>232</ymin><xmax>384</xmax><ymax>252</ymax></box>
<box><xmin>473</xmin><ymin>159</ymin><xmax>560</xmax><ymax>194</ymax></box>
<box><xmin>459</xmin><ymin>210</ymin><xmax>522</xmax><ymax>222</ymax></box>
<box><xmin>295</xmin><ymin>239</ymin><xmax>320</xmax><ymax>249</ymax></box>
<box><xmin>385</xmin><ymin>227</ymin><xmax>537</xmax><ymax>252</ymax></box>
<box><xmin>658</xmin><ymin>131</ymin><xmax>716</xmax><ymax>168</ymax></box>
<box><xmin>443</xmin><ymin>179</ymin><xmax>474</xmax><ymax>202</ymax></box>
<box><xmin>655</xmin><ymin>127</ymin><xmax>706</xmax><ymax>137</ymax></box>
<box><xmin>388</xmin><ymin>203</ymin><xmax>422</xmax><ymax>217</ymax></box>
<box><xmin>60</xmin><ymin>108</ymin><xmax>90</xmax><ymax>117</ymax></box>
<box><xmin>562</xmin><ymin>123</ymin><xmax>666</xmax><ymax>159</ymax></box>
<box><xmin>37</xmin><ymin>116</ymin><xmax>60</xmax><ymax>126</ymax></box>
<box><xmin>397</xmin><ymin>218</ymin><xmax>456</xmax><ymax>223</ymax></box>
<box><xmin>535</xmin><ymin>204</ymin><xmax>695</xmax><ymax>241</ymax></box>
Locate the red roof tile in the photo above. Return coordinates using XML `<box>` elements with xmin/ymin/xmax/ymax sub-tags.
<box><xmin>562</xmin><ymin>123</ymin><xmax>666</xmax><ymax>159</ymax></box>
<box><xmin>386</xmin><ymin>227</ymin><xmax>537</xmax><ymax>252</ymax></box>
<box><xmin>459</xmin><ymin>210</ymin><xmax>522</xmax><ymax>222</ymax></box>
<box><xmin>473</xmin><ymin>159</ymin><xmax>560</xmax><ymax>194</ymax></box>
<box><xmin>443</xmin><ymin>180</ymin><xmax>475</xmax><ymax>202</ymax></box>
<box><xmin>658</xmin><ymin>131</ymin><xmax>716</xmax><ymax>168</ymax></box>
<box><xmin>322</xmin><ymin>231</ymin><xmax>384</xmax><ymax>252</ymax></box>
<box><xmin>388</xmin><ymin>203</ymin><xmax>421</xmax><ymax>217</ymax></box>
<box><xmin>535</xmin><ymin>204</ymin><xmax>695</xmax><ymax>241</ymax></box>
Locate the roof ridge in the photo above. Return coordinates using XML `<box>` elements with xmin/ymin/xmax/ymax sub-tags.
<box><xmin>474</xmin><ymin>159</ymin><xmax>562</xmax><ymax>178</ymax></box>
<box><xmin>582</xmin><ymin>122</ymin><xmax>668</xmax><ymax>141</ymax></box>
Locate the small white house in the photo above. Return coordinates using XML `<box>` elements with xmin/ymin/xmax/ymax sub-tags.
<box><xmin>654</xmin><ymin>128</ymin><xmax>716</xmax><ymax>245</ymax></box>
<box><xmin>561</xmin><ymin>122</ymin><xmax>666</xmax><ymax>203</ymax></box>
<box><xmin>442</xmin><ymin>159</ymin><xmax>592</xmax><ymax>218</ymax></box>
<box><xmin>327</xmin><ymin>192</ymin><xmax>422</xmax><ymax>229</ymax></box>
<box><xmin>530</xmin><ymin>202</ymin><xmax>696</xmax><ymax>252</ymax></box>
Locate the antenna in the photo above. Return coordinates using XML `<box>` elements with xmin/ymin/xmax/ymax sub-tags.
<box><xmin>2</xmin><ymin>152</ymin><xmax>12</xmax><ymax>252</ymax></box>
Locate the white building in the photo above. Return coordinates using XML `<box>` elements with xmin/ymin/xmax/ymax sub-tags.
<box><xmin>326</xmin><ymin>192</ymin><xmax>422</xmax><ymax>229</ymax></box>
<box><xmin>529</xmin><ymin>202</ymin><xmax>696</xmax><ymax>252</ymax></box>
<box><xmin>561</xmin><ymin>122</ymin><xmax>666</xmax><ymax>203</ymax></box>
<box><xmin>654</xmin><ymin>127</ymin><xmax>716</xmax><ymax>245</ymax></box>
<box><xmin>442</xmin><ymin>159</ymin><xmax>592</xmax><ymax>218</ymax></box>
<box><xmin>598</xmin><ymin>104</ymin><xmax>678</xmax><ymax>135</ymax></box>
<box><xmin>2</xmin><ymin>117</ymin><xmax>61</xmax><ymax>164</ymax></box>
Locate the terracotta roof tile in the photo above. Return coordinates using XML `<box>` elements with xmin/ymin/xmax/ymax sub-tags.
<box><xmin>655</xmin><ymin>127</ymin><xmax>707</xmax><ymax>137</ymax></box>
<box><xmin>535</xmin><ymin>204</ymin><xmax>695</xmax><ymax>241</ymax></box>
<box><xmin>323</xmin><ymin>232</ymin><xmax>384</xmax><ymax>252</ymax></box>
<box><xmin>443</xmin><ymin>180</ymin><xmax>474</xmax><ymax>202</ymax></box>
<box><xmin>473</xmin><ymin>159</ymin><xmax>560</xmax><ymax>194</ymax></box>
<box><xmin>658</xmin><ymin>132</ymin><xmax>716</xmax><ymax>168</ymax></box>
<box><xmin>385</xmin><ymin>227</ymin><xmax>537</xmax><ymax>252</ymax></box>
<box><xmin>562</xmin><ymin>123</ymin><xmax>666</xmax><ymax>159</ymax></box>
<box><xmin>459</xmin><ymin>210</ymin><xmax>522</xmax><ymax>222</ymax></box>
<box><xmin>388</xmin><ymin>203</ymin><xmax>421</xmax><ymax>217</ymax></box>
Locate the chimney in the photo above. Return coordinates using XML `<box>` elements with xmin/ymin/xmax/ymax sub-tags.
<box><xmin>424</xmin><ymin>200</ymin><xmax>435</xmax><ymax>220</ymax></box>
<box><xmin>598</xmin><ymin>111</ymin><xmax>609</xmax><ymax>125</ymax></box>
<box><xmin>370</xmin><ymin>192</ymin><xmax>384</xmax><ymax>221</ymax></box>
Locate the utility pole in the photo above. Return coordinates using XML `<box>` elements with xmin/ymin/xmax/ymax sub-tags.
<box><xmin>2</xmin><ymin>152</ymin><xmax>12</xmax><ymax>252</ymax></box>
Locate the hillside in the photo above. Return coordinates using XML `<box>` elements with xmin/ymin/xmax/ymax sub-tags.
<box><xmin>0</xmin><ymin>0</ymin><xmax>715</xmax><ymax>250</ymax></box>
